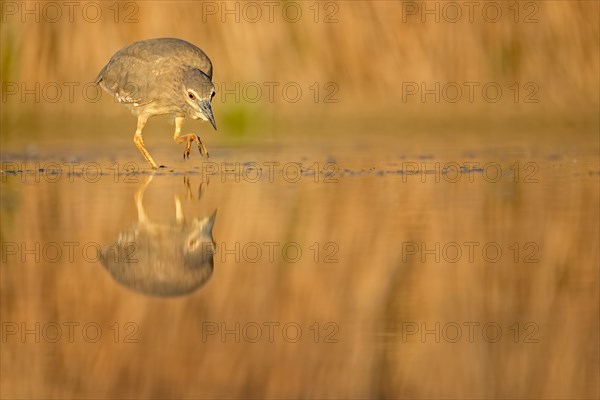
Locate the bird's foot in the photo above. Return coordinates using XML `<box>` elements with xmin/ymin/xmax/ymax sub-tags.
<box><xmin>181</xmin><ymin>134</ymin><xmax>209</xmax><ymax>160</ymax></box>
<box><xmin>197</xmin><ymin>137</ymin><xmax>209</xmax><ymax>158</ymax></box>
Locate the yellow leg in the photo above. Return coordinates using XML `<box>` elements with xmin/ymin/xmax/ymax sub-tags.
<box><xmin>173</xmin><ymin>116</ymin><xmax>209</xmax><ymax>159</ymax></box>
<box><xmin>133</xmin><ymin>116</ymin><xmax>158</xmax><ymax>169</ymax></box>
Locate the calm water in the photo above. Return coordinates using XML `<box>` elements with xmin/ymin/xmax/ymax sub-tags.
<box><xmin>1</xmin><ymin>134</ymin><xmax>599</xmax><ymax>398</ymax></box>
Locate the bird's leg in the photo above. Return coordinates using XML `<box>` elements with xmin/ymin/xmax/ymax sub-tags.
<box><xmin>173</xmin><ymin>116</ymin><xmax>209</xmax><ymax>160</ymax></box>
<box><xmin>133</xmin><ymin>116</ymin><xmax>159</xmax><ymax>169</ymax></box>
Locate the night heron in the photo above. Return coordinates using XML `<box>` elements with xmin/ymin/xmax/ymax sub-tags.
<box><xmin>95</xmin><ymin>38</ymin><xmax>216</xmax><ymax>169</ymax></box>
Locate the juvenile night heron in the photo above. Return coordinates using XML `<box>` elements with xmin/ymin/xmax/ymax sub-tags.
<box><xmin>95</xmin><ymin>38</ymin><xmax>216</xmax><ymax>169</ymax></box>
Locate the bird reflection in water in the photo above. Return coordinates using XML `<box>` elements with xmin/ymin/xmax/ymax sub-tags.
<box><xmin>100</xmin><ymin>175</ymin><xmax>217</xmax><ymax>296</ymax></box>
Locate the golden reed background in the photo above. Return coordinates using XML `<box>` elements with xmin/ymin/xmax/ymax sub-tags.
<box><xmin>0</xmin><ymin>0</ymin><xmax>598</xmax><ymax>117</ymax></box>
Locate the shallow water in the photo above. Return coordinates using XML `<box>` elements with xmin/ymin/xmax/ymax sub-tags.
<box><xmin>1</xmin><ymin>133</ymin><xmax>599</xmax><ymax>398</ymax></box>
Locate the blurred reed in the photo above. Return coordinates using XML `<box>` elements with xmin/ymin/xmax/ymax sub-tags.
<box><xmin>0</xmin><ymin>0</ymin><xmax>598</xmax><ymax>117</ymax></box>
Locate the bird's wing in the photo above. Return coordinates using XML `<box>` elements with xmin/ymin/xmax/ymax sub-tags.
<box><xmin>150</xmin><ymin>38</ymin><xmax>213</xmax><ymax>79</ymax></box>
<box><xmin>95</xmin><ymin>55</ymin><xmax>155</xmax><ymax>106</ymax></box>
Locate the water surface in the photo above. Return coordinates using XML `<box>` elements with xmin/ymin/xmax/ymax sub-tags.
<box><xmin>1</xmin><ymin>133</ymin><xmax>599</xmax><ymax>398</ymax></box>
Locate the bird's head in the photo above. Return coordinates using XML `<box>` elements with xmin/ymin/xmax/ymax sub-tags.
<box><xmin>182</xmin><ymin>67</ymin><xmax>216</xmax><ymax>129</ymax></box>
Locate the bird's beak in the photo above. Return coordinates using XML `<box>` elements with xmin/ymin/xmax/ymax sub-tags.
<box><xmin>198</xmin><ymin>99</ymin><xmax>216</xmax><ymax>130</ymax></box>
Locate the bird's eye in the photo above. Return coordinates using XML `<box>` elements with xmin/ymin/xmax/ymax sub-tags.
<box><xmin>188</xmin><ymin>92</ymin><xmax>195</xmax><ymax>100</ymax></box>
<box><xmin>211</xmin><ymin>91</ymin><xmax>215</xmax><ymax>99</ymax></box>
